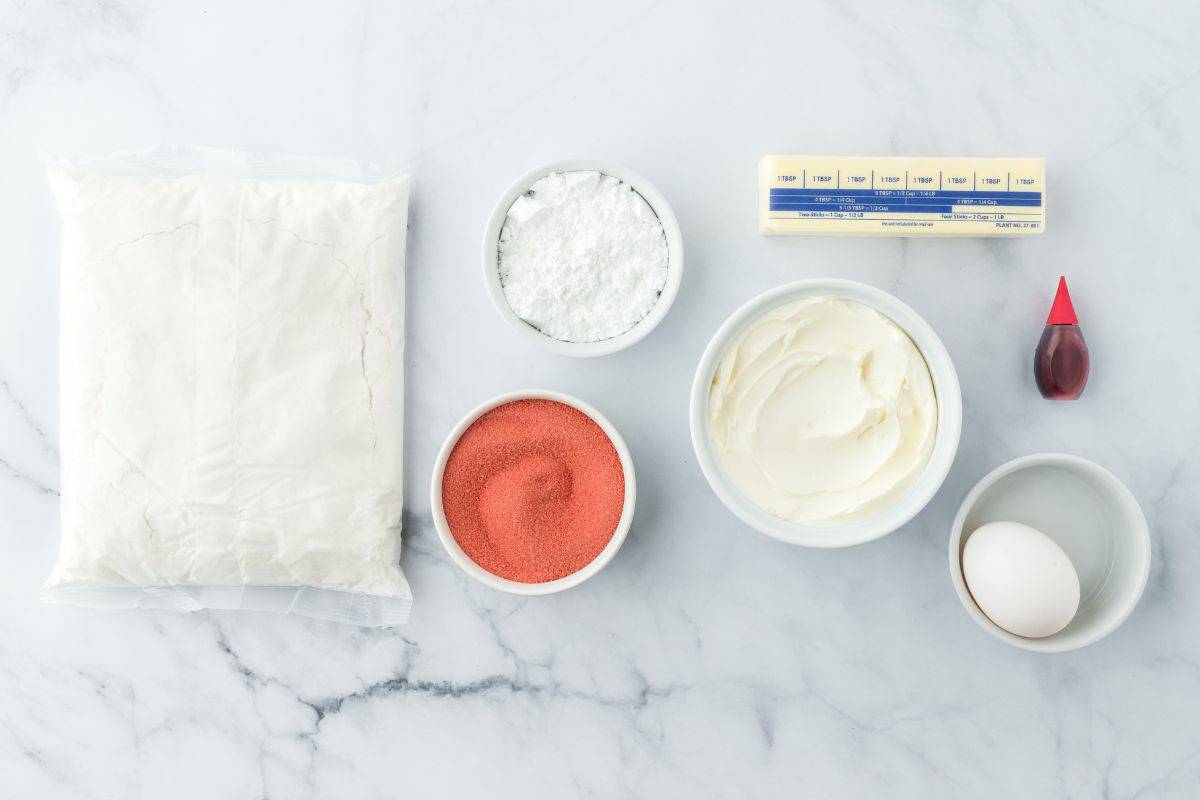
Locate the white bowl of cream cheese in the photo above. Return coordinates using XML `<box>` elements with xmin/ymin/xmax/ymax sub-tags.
<box><xmin>689</xmin><ymin>279</ymin><xmax>962</xmax><ymax>547</ymax></box>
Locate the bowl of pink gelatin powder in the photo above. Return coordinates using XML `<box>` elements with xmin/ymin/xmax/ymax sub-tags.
<box><xmin>431</xmin><ymin>390</ymin><xmax>636</xmax><ymax>594</ymax></box>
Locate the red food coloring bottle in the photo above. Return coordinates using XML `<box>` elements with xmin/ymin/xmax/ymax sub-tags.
<box><xmin>1035</xmin><ymin>276</ymin><xmax>1089</xmax><ymax>400</ymax></box>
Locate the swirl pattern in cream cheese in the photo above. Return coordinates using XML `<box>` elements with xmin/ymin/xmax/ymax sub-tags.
<box><xmin>708</xmin><ymin>295</ymin><xmax>937</xmax><ymax>526</ymax></box>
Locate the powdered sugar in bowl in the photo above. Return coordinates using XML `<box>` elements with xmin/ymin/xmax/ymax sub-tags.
<box><xmin>482</xmin><ymin>160</ymin><xmax>683</xmax><ymax>357</ymax></box>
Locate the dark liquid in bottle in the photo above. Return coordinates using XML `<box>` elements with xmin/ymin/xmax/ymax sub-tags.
<box><xmin>1035</xmin><ymin>324</ymin><xmax>1089</xmax><ymax>400</ymax></box>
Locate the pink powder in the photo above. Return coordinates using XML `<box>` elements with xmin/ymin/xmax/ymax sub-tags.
<box><xmin>441</xmin><ymin>399</ymin><xmax>625</xmax><ymax>583</ymax></box>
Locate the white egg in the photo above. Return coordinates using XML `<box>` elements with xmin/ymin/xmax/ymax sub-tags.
<box><xmin>962</xmin><ymin>521</ymin><xmax>1081</xmax><ymax>638</ymax></box>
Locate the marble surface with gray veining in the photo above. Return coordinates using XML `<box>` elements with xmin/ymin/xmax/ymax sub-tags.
<box><xmin>2</xmin><ymin>1</ymin><xmax>1199</xmax><ymax>797</ymax></box>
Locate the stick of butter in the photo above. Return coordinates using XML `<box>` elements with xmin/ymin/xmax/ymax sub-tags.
<box><xmin>760</xmin><ymin>155</ymin><xmax>1045</xmax><ymax>237</ymax></box>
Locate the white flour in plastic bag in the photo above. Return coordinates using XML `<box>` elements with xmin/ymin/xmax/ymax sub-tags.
<box><xmin>43</xmin><ymin>148</ymin><xmax>412</xmax><ymax>627</ymax></box>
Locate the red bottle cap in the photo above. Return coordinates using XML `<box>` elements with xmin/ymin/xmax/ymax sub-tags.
<box><xmin>1046</xmin><ymin>276</ymin><xmax>1079</xmax><ymax>325</ymax></box>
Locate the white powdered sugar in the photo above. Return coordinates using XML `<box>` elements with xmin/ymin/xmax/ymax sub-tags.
<box><xmin>498</xmin><ymin>170</ymin><xmax>669</xmax><ymax>343</ymax></box>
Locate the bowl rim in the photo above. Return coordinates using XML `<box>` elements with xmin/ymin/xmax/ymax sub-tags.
<box><xmin>688</xmin><ymin>278</ymin><xmax>963</xmax><ymax>547</ymax></box>
<box><xmin>429</xmin><ymin>389</ymin><xmax>637</xmax><ymax>595</ymax></box>
<box><xmin>948</xmin><ymin>452</ymin><xmax>1152</xmax><ymax>653</ymax></box>
<box><xmin>481</xmin><ymin>159</ymin><xmax>684</xmax><ymax>358</ymax></box>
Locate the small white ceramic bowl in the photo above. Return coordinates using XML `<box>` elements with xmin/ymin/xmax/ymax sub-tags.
<box><xmin>950</xmin><ymin>453</ymin><xmax>1151</xmax><ymax>653</ymax></box>
<box><xmin>430</xmin><ymin>389</ymin><xmax>637</xmax><ymax>594</ymax></box>
<box><xmin>689</xmin><ymin>279</ymin><xmax>962</xmax><ymax>547</ymax></box>
<box><xmin>482</xmin><ymin>159</ymin><xmax>684</xmax><ymax>357</ymax></box>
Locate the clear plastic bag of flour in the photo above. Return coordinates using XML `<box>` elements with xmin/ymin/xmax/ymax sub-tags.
<box><xmin>43</xmin><ymin>147</ymin><xmax>412</xmax><ymax>627</ymax></box>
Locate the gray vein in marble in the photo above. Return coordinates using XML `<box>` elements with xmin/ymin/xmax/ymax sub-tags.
<box><xmin>0</xmin><ymin>455</ymin><xmax>58</xmax><ymax>496</ymax></box>
<box><xmin>1</xmin><ymin>379</ymin><xmax>57</xmax><ymax>457</ymax></box>
<box><xmin>1080</xmin><ymin>68</ymin><xmax>1200</xmax><ymax>167</ymax></box>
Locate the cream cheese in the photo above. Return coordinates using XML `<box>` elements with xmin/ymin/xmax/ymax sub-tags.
<box><xmin>707</xmin><ymin>295</ymin><xmax>937</xmax><ymax>526</ymax></box>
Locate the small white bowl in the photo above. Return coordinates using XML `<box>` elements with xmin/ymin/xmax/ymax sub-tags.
<box><xmin>949</xmin><ymin>453</ymin><xmax>1151</xmax><ymax>653</ymax></box>
<box><xmin>482</xmin><ymin>159</ymin><xmax>684</xmax><ymax>357</ymax></box>
<box><xmin>689</xmin><ymin>279</ymin><xmax>962</xmax><ymax>547</ymax></box>
<box><xmin>430</xmin><ymin>389</ymin><xmax>637</xmax><ymax>594</ymax></box>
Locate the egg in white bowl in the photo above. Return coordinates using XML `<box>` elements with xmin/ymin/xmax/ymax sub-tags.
<box><xmin>962</xmin><ymin>521</ymin><xmax>1081</xmax><ymax>638</ymax></box>
<box><xmin>949</xmin><ymin>453</ymin><xmax>1151</xmax><ymax>653</ymax></box>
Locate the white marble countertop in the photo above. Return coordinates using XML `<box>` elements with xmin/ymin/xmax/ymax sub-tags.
<box><xmin>3</xmin><ymin>1</ymin><xmax>1199</xmax><ymax>797</ymax></box>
